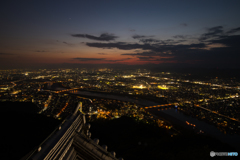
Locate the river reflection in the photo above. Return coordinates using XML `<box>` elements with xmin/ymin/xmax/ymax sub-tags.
<box><xmin>160</xmin><ymin>108</ymin><xmax>240</xmax><ymax>151</ymax></box>
<box><xmin>74</xmin><ymin>90</ymin><xmax>159</xmax><ymax>107</ymax></box>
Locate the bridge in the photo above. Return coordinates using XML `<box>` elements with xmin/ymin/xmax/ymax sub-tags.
<box><xmin>143</xmin><ymin>103</ymin><xmax>176</xmax><ymax>110</ymax></box>
<box><xmin>22</xmin><ymin>104</ymin><xmax>123</xmax><ymax>160</ymax></box>
<box><xmin>194</xmin><ymin>104</ymin><xmax>240</xmax><ymax>123</ymax></box>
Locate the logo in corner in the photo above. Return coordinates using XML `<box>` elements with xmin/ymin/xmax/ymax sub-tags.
<box><xmin>210</xmin><ymin>151</ymin><xmax>215</xmax><ymax>157</ymax></box>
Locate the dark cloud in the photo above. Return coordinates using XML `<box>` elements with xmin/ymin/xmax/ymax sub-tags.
<box><xmin>155</xmin><ymin>34</ymin><xmax>240</xmax><ymax>65</ymax></box>
<box><xmin>86</xmin><ymin>42</ymin><xmax>206</xmax><ymax>53</ymax></box>
<box><xmin>210</xmin><ymin>35</ymin><xmax>240</xmax><ymax>48</ymax></box>
<box><xmin>0</xmin><ymin>53</ymin><xmax>15</xmax><ymax>55</ymax></box>
<box><xmin>86</xmin><ymin>41</ymin><xmax>221</xmax><ymax>65</ymax></box>
<box><xmin>199</xmin><ymin>26</ymin><xmax>223</xmax><ymax>41</ymax></box>
<box><xmin>63</xmin><ymin>41</ymin><xmax>74</xmax><ymax>46</ymax></box>
<box><xmin>137</xmin><ymin>37</ymin><xmax>185</xmax><ymax>45</ymax></box>
<box><xmin>132</xmin><ymin>35</ymin><xmax>146</xmax><ymax>39</ymax></box>
<box><xmin>35</xmin><ymin>50</ymin><xmax>47</xmax><ymax>52</ymax></box>
<box><xmin>86</xmin><ymin>42</ymin><xmax>152</xmax><ymax>50</ymax></box>
<box><xmin>208</xmin><ymin>26</ymin><xmax>223</xmax><ymax>33</ymax></box>
<box><xmin>133</xmin><ymin>34</ymin><xmax>187</xmax><ymax>45</ymax></box>
<box><xmin>139</xmin><ymin>38</ymin><xmax>160</xmax><ymax>43</ymax></box>
<box><xmin>173</xmin><ymin>35</ymin><xmax>188</xmax><ymax>39</ymax></box>
<box><xmin>82</xmin><ymin>26</ymin><xmax>240</xmax><ymax>67</ymax></box>
<box><xmin>137</xmin><ymin>56</ymin><xmax>154</xmax><ymax>60</ymax></box>
<box><xmin>122</xmin><ymin>51</ymin><xmax>174</xmax><ymax>62</ymax></box>
<box><xmin>122</xmin><ymin>51</ymin><xmax>161</xmax><ymax>56</ymax></box>
<box><xmin>73</xmin><ymin>58</ymin><xmax>106</xmax><ymax>61</ymax></box>
<box><xmin>169</xmin><ymin>33</ymin><xmax>240</xmax><ymax>66</ymax></box>
<box><xmin>180</xmin><ymin>23</ymin><xmax>188</xmax><ymax>27</ymax></box>
<box><xmin>71</xmin><ymin>33</ymin><xmax>118</xmax><ymax>41</ymax></box>
<box><xmin>132</xmin><ymin>35</ymin><xmax>153</xmax><ymax>39</ymax></box>
<box><xmin>159</xmin><ymin>39</ymin><xmax>179</xmax><ymax>45</ymax></box>
<box><xmin>98</xmin><ymin>53</ymin><xmax>108</xmax><ymax>55</ymax></box>
<box><xmin>226</xmin><ymin>27</ymin><xmax>240</xmax><ymax>34</ymax></box>
<box><xmin>137</xmin><ymin>56</ymin><xmax>173</xmax><ymax>61</ymax></box>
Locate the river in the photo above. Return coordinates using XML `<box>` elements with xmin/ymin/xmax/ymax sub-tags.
<box><xmin>159</xmin><ymin>108</ymin><xmax>240</xmax><ymax>151</ymax></box>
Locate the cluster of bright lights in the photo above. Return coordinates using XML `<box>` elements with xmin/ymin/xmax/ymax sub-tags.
<box><xmin>158</xmin><ymin>85</ymin><xmax>169</xmax><ymax>90</ymax></box>
<box><xmin>123</xmin><ymin>75</ymin><xmax>135</xmax><ymax>78</ymax></box>
<box><xmin>132</xmin><ymin>85</ymin><xmax>147</xmax><ymax>89</ymax></box>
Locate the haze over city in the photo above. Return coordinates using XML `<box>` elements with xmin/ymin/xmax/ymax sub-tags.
<box><xmin>1</xmin><ymin>0</ymin><xmax>240</xmax><ymax>69</ymax></box>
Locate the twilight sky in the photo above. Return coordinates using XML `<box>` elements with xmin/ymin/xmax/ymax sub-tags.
<box><xmin>1</xmin><ymin>0</ymin><xmax>240</xmax><ymax>69</ymax></box>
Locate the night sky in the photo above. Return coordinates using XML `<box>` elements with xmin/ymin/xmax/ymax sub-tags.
<box><xmin>1</xmin><ymin>0</ymin><xmax>240</xmax><ymax>69</ymax></box>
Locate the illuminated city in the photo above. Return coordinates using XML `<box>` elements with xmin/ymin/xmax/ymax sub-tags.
<box><xmin>1</xmin><ymin>0</ymin><xmax>240</xmax><ymax>159</ymax></box>
<box><xmin>1</xmin><ymin>68</ymin><xmax>240</xmax><ymax>159</ymax></box>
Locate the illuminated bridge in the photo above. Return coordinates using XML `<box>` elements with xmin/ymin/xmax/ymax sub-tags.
<box><xmin>143</xmin><ymin>103</ymin><xmax>176</xmax><ymax>110</ymax></box>
<box><xmin>22</xmin><ymin>104</ymin><xmax>123</xmax><ymax>160</ymax></box>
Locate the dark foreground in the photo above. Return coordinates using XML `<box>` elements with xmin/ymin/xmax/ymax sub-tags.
<box><xmin>0</xmin><ymin>102</ymin><xmax>61</xmax><ymax>160</ymax></box>
<box><xmin>90</xmin><ymin>116</ymin><xmax>237</xmax><ymax>160</ymax></box>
